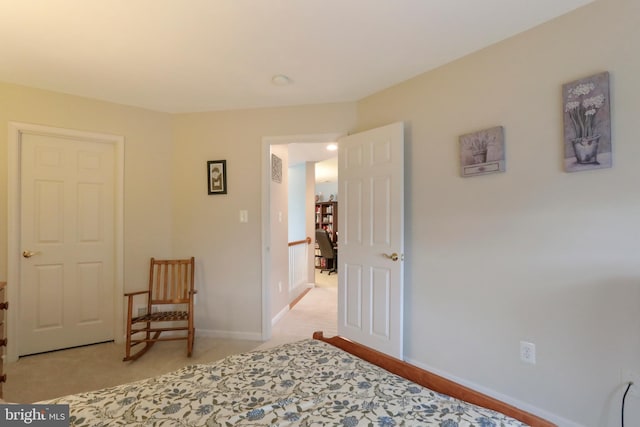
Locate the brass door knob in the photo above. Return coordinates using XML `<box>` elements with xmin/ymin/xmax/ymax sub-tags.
<box><xmin>22</xmin><ymin>250</ymin><xmax>40</xmax><ymax>258</ymax></box>
<box><xmin>383</xmin><ymin>252</ymin><xmax>399</xmax><ymax>261</ymax></box>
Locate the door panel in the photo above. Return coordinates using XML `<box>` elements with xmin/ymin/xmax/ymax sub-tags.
<box><xmin>345</xmin><ymin>265</ymin><xmax>363</xmax><ymax>328</ymax></box>
<box><xmin>344</xmin><ymin>179</ymin><xmax>363</xmax><ymax>244</ymax></box>
<box><xmin>371</xmin><ymin>176</ymin><xmax>391</xmax><ymax>244</ymax></box>
<box><xmin>78</xmin><ymin>183</ymin><xmax>104</xmax><ymax>241</ymax></box>
<box><xmin>35</xmin><ymin>265</ymin><xmax>64</xmax><ymax>329</ymax></box>
<box><xmin>78</xmin><ymin>262</ymin><xmax>103</xmax><ymax>323</ymax></box>
<box><xmin>370</xmin><ymin>268</ymin><xmax>390</xmax><ymax>339</ymax></box>
<box><xmin>20</xmin><ymin>133</ymin><xmax>115</xmax><ymax>356</ymax></box>
<box><xmin>338</xmin><ymin>122</ymin><xmax>404</xmax><ymax>359</ymax></box>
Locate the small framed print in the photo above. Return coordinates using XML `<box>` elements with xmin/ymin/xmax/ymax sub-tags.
<box><xmin>459</xmin><ymin>126</ymin><xmax>505</xmax><ymax>177</ymax></box>
<box><xmin>207</xmin><ymin>160</ymin><xmax>227</xmax><ymax>195</ymax></box>
<box><xmin>271</xmin><ymin>154</ymin><xmax>282</xmax><ymax>183</ymax></box>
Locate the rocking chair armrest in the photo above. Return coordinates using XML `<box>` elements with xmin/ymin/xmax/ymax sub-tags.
<box><xmin>124</xmin><ymin>290</ymin><xmax>151</xmax><ymax>297</ymax></box>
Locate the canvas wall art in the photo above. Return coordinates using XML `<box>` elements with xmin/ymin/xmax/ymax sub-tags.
<box><xmin>459</xmin><ymin>126</ymin><xmax>505</xmax><ymax>177</ymax></box>
<box><xmin>563</xmin><ymin>71</ymin><xmax>611</xmax><ymax>172</ymax></box>
<box><xmin>271</xmin><ymin>154</ymin><xmax>282</xmax><ymax>183</ymax></box>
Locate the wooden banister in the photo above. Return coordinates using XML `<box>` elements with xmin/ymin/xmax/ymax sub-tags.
<box><xmin>288</xmin><ymin>236</ymin><xmax>312</xmax><ymax>247</ymax></box>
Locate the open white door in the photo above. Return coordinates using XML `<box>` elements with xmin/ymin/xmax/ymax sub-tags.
<box><xmin>338</xmin><ymin>122</ymin><xmax>404</xmax><ymax>359</ymax></box>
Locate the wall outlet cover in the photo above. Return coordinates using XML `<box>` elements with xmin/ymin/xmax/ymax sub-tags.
<box><xmin>520</xmin><ymin>341</ymin><xmax>536</xmax><ymax>364</ymax></box>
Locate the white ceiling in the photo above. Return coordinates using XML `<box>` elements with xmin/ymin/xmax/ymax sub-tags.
<box><xmin>288</xmin><ymin>142</ymin><xmax>337</xmax><ymax>166</ymax></box>
<box><xmin>288</xmin><ymin>142</ymin><xmax>338</xmax><ymax>183</ymax></box>
<box><xmin>0</xmin><ymin>0</ymin><xmax>593</xmax><ymax>114</ymax></box>
<box><xmin>315</xmin><ymin>157</ymin><xmax>338</xmax><ymax>185</ymax></box>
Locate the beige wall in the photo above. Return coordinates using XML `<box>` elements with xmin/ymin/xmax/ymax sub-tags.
<box><xmin>170</xmin><ymin>104</ymin><xmax>357</xmax><ymax>337</ymax></box>
<box><xmin>0</xmin><ymin>84</ymin><xmax>355</xmax><ymax>344</ymax></box>
<box><xmin>0</xmin><ymin>82</ymin><xmax>173</xmax><ymax>292</ymax></box>
<box><xmin>356</xmin><ymin>0</ymin><xmax>639</xmax><ymax>425</ymax></box>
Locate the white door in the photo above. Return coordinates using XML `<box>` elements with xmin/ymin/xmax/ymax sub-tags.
<box><xmin>338</xmin><ymin>122</ymin><xmax>404</xmax><ymax>359</ymax></box>
<box><xmin>19</xmin><ymin>132</ymin><xmax>116</xmax><ymax>356</ymax></box>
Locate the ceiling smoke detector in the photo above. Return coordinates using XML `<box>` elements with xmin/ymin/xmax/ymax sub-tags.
<box><xmin>271</xmin><ymin>74</ymin><xmax>292</xmax><ymax>86</ymax></box>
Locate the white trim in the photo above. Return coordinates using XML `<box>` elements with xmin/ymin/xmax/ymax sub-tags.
<box><xmin>261</xmin><ymin>132</ymin><xmax>342</xmax><ymax>342</ymax></box>
<box><xmin>404</xmin><ymin>356</ymin><xmax>585</xmax><ymax>427</ymax></box>
<box><xmin>7</xmin><ymin>122</ymin><xmax>125</xmax><ymax>362</ymax></box>
<box><xmin>271</xmin><ymin>305</ymin><xmax>289</xmax><ymax>326</ymax></box>
<box><xmin>260</xmin><ymin>139</ymin><xmax>272</xmax><ymax>341</ymax></box>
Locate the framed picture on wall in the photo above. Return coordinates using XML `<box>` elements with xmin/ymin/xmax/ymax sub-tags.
<box><xmin>207</xmin><ymin>160</ymin><xmax>227</xmax><ymax>195</ymax></box>
<box><xmin>459</xmin><ymin>126</ymin><xmax>505</xmax><ymax>177</ymax></box>
<box><xmin>562</xmin><ymin>71</ymin><xmax>611</xmax><ymax>172</ymax></box>
<box><xmin>271</xmin><ymin>154</ymin><xmax>282</xmax><ymax>183</ymax></box>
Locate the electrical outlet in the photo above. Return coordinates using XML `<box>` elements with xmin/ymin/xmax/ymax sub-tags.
<box><xmin>621</xmin><ymin>370</ymin><xmax>640</xmax><ymax>397</ymax></box>
<box><xmin>520</xmin><ymin>341</ymin><xmax>536</xmax><ymax>364</ymax></box>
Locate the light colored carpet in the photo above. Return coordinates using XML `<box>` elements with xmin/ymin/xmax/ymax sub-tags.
<box><xmin>4</xmin><ymin>272</ymin><xmax>337</xmax><ymax>403</ymax></box>
<box><xmin>259</xmin><ymin>278</ymin><xmax>337</xmax><ymax>350</ymax></box>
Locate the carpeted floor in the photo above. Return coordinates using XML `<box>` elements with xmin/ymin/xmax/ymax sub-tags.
<box><xmin>258</xmin><ymin>274</ymin><xmax>337</xmax><ymax>350</ymax></box>
<box><xmin>4</xmin><ymin>271</ymin><xmax>337</xmax><ymax>403</ymax></box>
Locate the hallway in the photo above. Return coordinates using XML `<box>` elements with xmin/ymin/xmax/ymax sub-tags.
<box><xmin>261</xmin><ymin>270</ymin><xmax>337</xmax><ymax>349</ymax></box>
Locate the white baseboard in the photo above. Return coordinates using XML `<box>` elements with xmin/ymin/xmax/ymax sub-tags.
<box><xmin>196</xmin><ymin>329</ymin><xmax>263</xmax><ymax>341</ymax></box>
<box><xmin>271</xmin><ymin>305</ymin><xmax>290</xmax><ymax>326</ymax></box>
<box><xmin>270</xmin><ymin>283</ymin><xmax>314</xmax><ymax>327</ymax></box>
<box><xmin>404</xmin><ymin>357</ymin><xmax>584</xmax><ymax>427</ymax></box>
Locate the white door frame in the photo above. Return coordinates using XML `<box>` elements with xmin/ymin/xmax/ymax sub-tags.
<box><xmin>7</xmin><ymin>122</ymin><xmax>125</xmax><ymax>362</ymax></box>
<box><xmin>260</xmin><ymin>132</ymin><xmax>342</xmax><ymax>340</ymax></box>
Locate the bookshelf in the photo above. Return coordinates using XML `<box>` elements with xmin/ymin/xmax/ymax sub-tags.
<box><xmin>315</xmin><ymin>201</ymin><xmax>338</xmax><ymax>269</ymax></box>
<box><xmin>315</xmin><ymin>201</ymin><xmax>338</xmax><ymax>243</ymax></box>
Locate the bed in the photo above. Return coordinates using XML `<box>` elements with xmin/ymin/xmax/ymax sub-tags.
<box><xmin>40</xmin><ymin>332</ymin><xmax>556</xmax><ymax>426</ymax></box>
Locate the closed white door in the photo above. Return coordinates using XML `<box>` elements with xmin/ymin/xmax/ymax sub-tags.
<box><xmin>19</xmin><ymin>132</ymin><xmax>116</xmax><ymax>356</ymax></box>
<box><xmin>338</xmin><ymin>122</ymin><xmax>404</xmax><ymax>359</ymax></box>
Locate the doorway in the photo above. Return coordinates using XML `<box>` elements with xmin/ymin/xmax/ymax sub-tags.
<box><xmin>261</xmin><ymin>133</ymin><xmax>341</xmax><ymax>341</ymax></box>
<box><xmin>262</xmin><ymin>123</ymin><xmax>405</xmax><ymax>358</ymax></box>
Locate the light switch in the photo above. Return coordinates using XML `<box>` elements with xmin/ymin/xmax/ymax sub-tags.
<box><xmin>240</xmin><ymin>210</ymin><xmax>248</xmax><ymax>223</ymax></box>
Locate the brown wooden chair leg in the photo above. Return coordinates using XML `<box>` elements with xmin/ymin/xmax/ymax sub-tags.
<box><xmin>124</xmin><ymin>296</ymin><xmax>134</xmax><ymax>360</ymax></box>
<box><xmin>187</xmin><ymin>328</ymin><xmax>195</xmax><ymax>357</ymax></box>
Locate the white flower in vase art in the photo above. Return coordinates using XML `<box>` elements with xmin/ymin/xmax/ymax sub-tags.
<box><xmin>563</xmin><ymin>72</ymin><xmax>611</xmax><ymax>172</ymax></box>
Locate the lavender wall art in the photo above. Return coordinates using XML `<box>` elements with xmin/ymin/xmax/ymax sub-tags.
<box><xmin>459</xmin><ymin>126</ymin><xmax>505</xmax><ymax>177</ymax></box>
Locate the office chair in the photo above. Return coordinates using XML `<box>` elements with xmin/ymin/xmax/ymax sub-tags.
<box><xmin>315</xmin><ymin>229</ymin><xmax>337</xmax><ymax>275</ymax></box>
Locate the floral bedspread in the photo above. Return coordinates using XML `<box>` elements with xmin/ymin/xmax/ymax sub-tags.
<box><xmin>41</xmin><ymin>339</ymin><xmax>527</xmax><ymax>426</ymax></box>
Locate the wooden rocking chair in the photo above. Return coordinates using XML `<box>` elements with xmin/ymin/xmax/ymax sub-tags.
<box><xmin>123</xmin><ymin>257</ymin><xmax>196</xmax><ymax>362</ymax></box>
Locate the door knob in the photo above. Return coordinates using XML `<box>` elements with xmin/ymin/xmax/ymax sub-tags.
<box><xmin>383</xmin><ymin>252</ymin><xmax>399</xmax><ymax>261</ymax></box>
<box><xmin>22</xmin><ymin>250</ymin><xmax>40</xmax><ymax>258</ymax></box>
